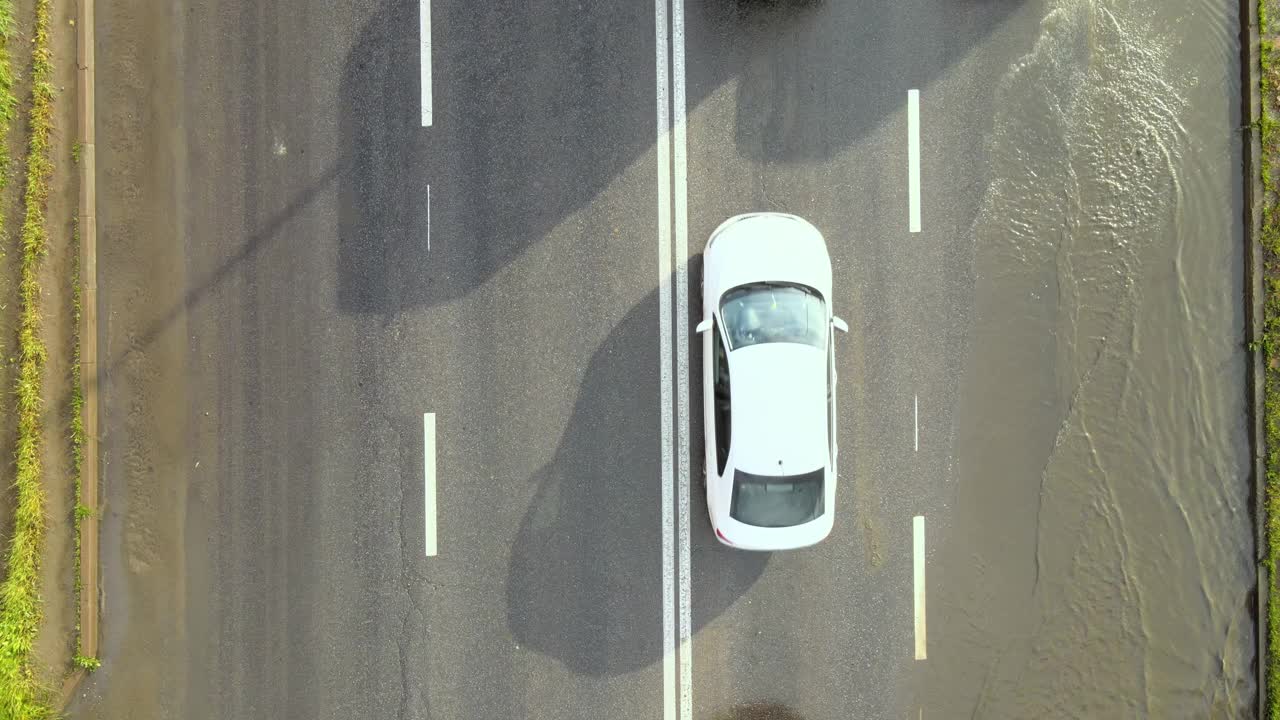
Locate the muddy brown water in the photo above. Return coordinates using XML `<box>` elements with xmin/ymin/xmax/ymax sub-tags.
<box><xmin>919</xmin><ymin>0</ymin><xmax>1255</xmax><ymax>717</ymax></box>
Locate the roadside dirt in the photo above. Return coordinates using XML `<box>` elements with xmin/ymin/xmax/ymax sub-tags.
<box><xmin>0</xmin><ymin>0</ymin><xmax>83</xmax><ymax>696</ymax></box>
<box><xmin>30</xmin><ymin>0</ymin><xmax>93</xmax><ymax>690</ymax></box>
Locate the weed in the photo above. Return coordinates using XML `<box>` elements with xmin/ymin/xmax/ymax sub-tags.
<box><xmin>1260</xmin><ymin>3</ymin><xmax>1280</xmax><ymax>719</ymax></box>
<box><xmin>0</xmin><ymin>0</ymin><xmax>57</xmax><ymax>715</ymax></box>
<box><xmin>70</xmin><ymin>654</ymin><xmax>97</xmax><ymax>672</ymax></box>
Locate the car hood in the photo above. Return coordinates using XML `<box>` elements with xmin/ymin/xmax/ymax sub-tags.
<box><xmin>727</xmin><ymin>343</ymin><xmax>829</xmax><ymax>475</ymax></box>
<box><xmin>705</xmin><ymin>214</ymin><xmax>833</xmax><ymax>301</ymax></box>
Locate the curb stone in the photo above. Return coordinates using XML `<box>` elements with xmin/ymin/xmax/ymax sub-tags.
<box><xmin>59</xmin><ymin>0</ymin><xmax>96</xmax><ymax>707</ymax></box>
<box><xmin>1242</xmin><ymin>0</ymin><xmax>1269</xmax><ymax>714</ymax></box>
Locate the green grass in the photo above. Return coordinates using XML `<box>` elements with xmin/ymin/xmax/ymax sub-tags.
<box><xmin>68</xmin><ymin>213</ymin><xmax>91</xmax><ymax>675</ymax></box>
<box><xmin>0</xmin><ymin>0</ymin><xmax>57</xmax><ymax>715</ymax></box>
<box><xmin>1262</xmin><ymin>3</ymin><xmax>1280</xmax><ymax>719</ymax></box>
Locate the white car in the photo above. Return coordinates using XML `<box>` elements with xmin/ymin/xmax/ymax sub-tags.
<box><xmin>696</xmin><ymin>213</ymin><xmax>847</xmax><ymax>551</ymax></box>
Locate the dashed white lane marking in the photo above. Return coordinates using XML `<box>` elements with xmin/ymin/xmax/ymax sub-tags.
<box><xmin>672</xmin><ymin>0</ymin><xmax>693</xmax><ymax>716</ymax></box>
<box><xmin>914</xmin><ymin>515</ymin><xmax>927</xmax><ymax>659</ymax></box>
<box><xmin>914</xmin><ymin>394</ymin><xmax>919</xmax><ymax>452</ymax></box>
<box><xmin>424</xmin><ymin>413</ymin><xmax>437</xmax><ymax>556</ymax></box>
<box><xmin>908</xmin><ymin>89</ymin><xmax>921</xmax><ymax>233</ymax></box>
<box><xmin>655</xmin><ymin>0</ymin><xmax>676</xmax><ymax>715</ymax></box>
<box><xmin>420</xmin><ymin>0</ymin><xmax>432</xmax><ymax>126</ymax></box>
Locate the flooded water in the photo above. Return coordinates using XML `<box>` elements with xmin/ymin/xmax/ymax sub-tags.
<box><xmin>924</xmin><ymin>0</ymin><xmax>1254</xmax><ymax>717</ymax></box>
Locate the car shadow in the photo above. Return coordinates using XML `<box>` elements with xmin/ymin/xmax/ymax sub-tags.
<box><xmin>506</xmin><ymin>286</ymin><xmax>769</xmax><ymax>676</ymax></box>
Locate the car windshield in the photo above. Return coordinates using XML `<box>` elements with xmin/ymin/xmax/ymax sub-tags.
<box><xmin>730</xmin><ymin>468</ymin><xmax>824</xmax><ymax>528</ymax></box>
<box><xmin>720</xmin><ymin>282</ymin><xmax>825</xmax><ymax>350</ymax></box>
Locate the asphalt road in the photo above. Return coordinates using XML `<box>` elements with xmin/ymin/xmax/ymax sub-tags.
<box><xmin>74</xmin><ymin>0</ymin><xmax>1056</xmax><ymax>718</ymax></box>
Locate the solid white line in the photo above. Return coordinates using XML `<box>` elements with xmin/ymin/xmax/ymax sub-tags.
<box><xmin>427</xmin><ymin>184</ymin><xmax>432</xmax><ymax>251</ymax></box>
<box><xmin>672</xmin><ymin>0</ymin><xmax>692</xmax><ymax>715</ymax></box>
<box><xmin>913</xmin><ymin>515</ymin><xmax>926</xmax><ymax>659</ymax></box>
<box><xmin>908</xmin><ymin>89</ymin><xmax>920</xmax><ymax>233</ymax></box>
<box><xmin>424</xmin><ymin>413</ymin><xmax>437</xmax><ymax>556</ymax></box>
<box><xmin>914</xmin><ymin>394</ymin><xmax>919</xmax><ymax>452</ymax></box>
<box><xmin>420</xmin><ymin>0</ymin><xmax>432</xmax><ymax>127</ymax></box>
<box><xmin>655</xmin><ymin>0</ymin><xmax>676</xmax><ymax>715</ymax></box>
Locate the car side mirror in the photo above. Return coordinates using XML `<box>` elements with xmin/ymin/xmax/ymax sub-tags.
<box><xmin>695</xmin><ymin>318</ymin><xmax>713</xmax><ymax>334</ymax></box>
<box><xmin>832</xmin><ymin>316</ymin><xmax>849</xmax><ymax>333</ymax></box>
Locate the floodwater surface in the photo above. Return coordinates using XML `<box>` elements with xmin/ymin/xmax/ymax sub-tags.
<box><xmin>923</xmin><ymin>0</ymin><xmax>1254</xmax><ymax>717</ymax></box>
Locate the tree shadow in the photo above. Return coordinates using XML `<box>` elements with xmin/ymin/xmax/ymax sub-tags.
<box><xmin>100</xmin><ymin>1</ymin><xmax>1030</xmax><ymax>390</ymax></box>
<box><xmin>506</xmin><ymin>287</ymin><xmax>769</xmax><ymax>675</ymax></box>
<box><xmin>695</xmin><ymin>0</ymin><xmax>1029</xmax><ymax>162</ymax></box>
<box><xmin>336</xmin><ymin>0</ymin><xmax>661</xmax><ymax>315</ymax></box>
<box><xmin>98</xmin><ymin>0</ymin><xmax>1032</xmax><ymax>384</ymax></box>
<box><xmin>335</xmin><ymin>0</ymin><xmax>1027</xmax><ymax>316</ymax></box>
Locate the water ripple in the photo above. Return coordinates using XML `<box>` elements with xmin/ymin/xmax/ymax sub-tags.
<box><xmin>928</xmin><ymin>0</ymin><xmax>1253</xmax><ymax>717</ymax></box>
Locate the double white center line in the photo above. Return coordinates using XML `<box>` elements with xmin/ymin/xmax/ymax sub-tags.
<box><xmin>655</xmin><ymin>0</ymin><xmax>676</xmax><ymax>710</ymax></box>
<box><xmin>656</xmin><ymin>0</ymin><xmax>692</xmax><ymax>717</ymax></box>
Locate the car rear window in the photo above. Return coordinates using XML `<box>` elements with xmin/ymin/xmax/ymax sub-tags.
<box><xmin>730</xmin><ymin>468</ymin><xmax>824</xmax><ymax>528</ymax></box>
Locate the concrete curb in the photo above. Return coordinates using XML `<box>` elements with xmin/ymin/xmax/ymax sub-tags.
<box><xmin>60</xmin><ymin>0</ymin><xmax>97</xmax><ymax>705</ymax></box>
<box><xmin>1242</xmin><ymin>0</ymin><xmax>1268</xmax><ymax>714</ymax></box>
<box><xmin>76</xmin><ymin>0</ymin><xmax>98</xmax><ymax>661</ymax></box>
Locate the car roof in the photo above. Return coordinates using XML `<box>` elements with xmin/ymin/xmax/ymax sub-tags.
<box><xmin>726</xmin><ymin>342</ymin><xmax>828</xmax><ymax>475</ymax></box>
